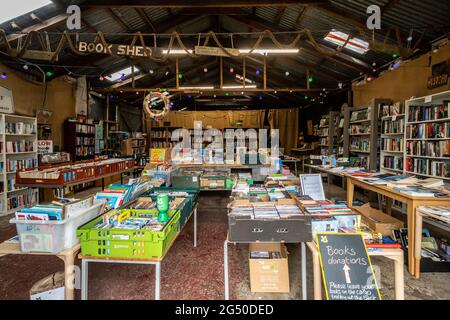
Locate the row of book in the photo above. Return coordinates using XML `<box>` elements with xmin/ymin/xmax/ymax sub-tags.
<box><xmin>383</xmin><ymin>156</ymin><xmax>403</xmax><ymax>171</ymax></box>
<box><xmin>408</xmin><ymin>103</ymin><xmax>449</xmax><ymax>122</ymax></box>
<box><xmin>406</xmin><ymin>122</ymin><xmax>450</xmax><ymax>139</ymax></box>
<box><xmin>150</xmin><ymin>142</ymin><xmax>175</xmax><ymax>148</ymax></box>
<box><xmin>5</xmin><ymin>122</ymin><xmax>36</xmax><ymax>135</ymax></box>
<box><xmin>350</xmin><ymin>137</ymin><xmax>370</xmax><ymax>151</ymax></box>
<box><xmin>406</xmin><ymin>140</ymin><xmax>450</xmax><ymax>158</ymax></box>
<box><xmin>405</xmin><ymin>158</ymin><xmax>450</xmax><ymax>178</ymax></box>
<box><xmin>150</xmin><ymin>131</ymin><xmax>172</xmax><ymax>138</ymax></box>
<box><xmin>76</xmin><ymin>124</ymin><xmax>95</xmax><ymax>134</ymax></box>
<box><xmin>5</xmin><ymin>140</ymin><xmax>35</xmax><ymax>153</ymax></box>
<box><xmin>350</xmin><ymin>124</ymin><xmax>370</xmax><ymax>134</ymax></box>
<box><xmin>382</xmin><ymin>138</ymin><xmax>404</xmax><ymax>152</ymax></box>
<box><xmin>318</xmin><ymin>127</ymin><xmax>329</xmax><ymax>136</ymax></box>
<box><xmin>382</xmin><ymin>118</ymin><xmax>404</xmax><ymax>134</ymax></box>
<box><xmin>75</xmin><ymin>146</ymin><xmax>95</xmax><ymax>157</ymax></box>
<box><xmin>6</xmin><ymin>159</ymin><xmax>38</xmax><ymax>173</ymax></box>
<box><xmin>76</xmin><ymin>137</ymin><xmax>95</xmax><ymax>145</ymax></box>
<box><xmin>350</xmin><ymin>107</ymin><xmax>371</xmax><ymax>122</ymax></box>
<box><xmin>7</xmin><ymin>189</ymin><xmax>38</xmax><ymax>211</ymax></box>
<box><xmin>382</xmin><ymin>102</ymin><xmax>404</xmax><ymax>117</ymax></box>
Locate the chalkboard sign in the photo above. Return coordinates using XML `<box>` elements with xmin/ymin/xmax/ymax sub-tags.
<box><xmin>316</xmin><ymin>233</ymin><xmax>381</xmax><ymax>300</ymax></box>
<box><xmin>300</xmin><ymin>174</ymin><xmax>325</xmax><ymax>200</ymax></box>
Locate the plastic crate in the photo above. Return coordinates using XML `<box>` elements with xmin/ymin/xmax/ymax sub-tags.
<box><xmin>9</xmin><ymin>200</ymin><xmax>105</xmax><ymax>254</ymax></box>
<box><xmin>77</xmin><ymin>209</ymin><xmax>180</xmax><ymax>259</ymax></box>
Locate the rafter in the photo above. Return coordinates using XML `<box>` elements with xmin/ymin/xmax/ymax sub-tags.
<box><xmin>82</xmin><ymin>0</ymin><xmax>326</xmax><ymax>9</ymax></box>
<box><xmin>227</xmin><ymin>13</ymin><xmax>370</xmax><ymax>72</ymax></box>
<box><xmin>381</xmin><ymin>0</ymin><xmax>402</xmax><ymax>15</ymax></box>
<box><xmin>107</xmin><ymin>8</ymin><xmax>132</xmax><ymax>31</ymax></box>
<box><xmin>135</xmin><ymin>8</ymin><xmax>157</xmax><ymax>33</ymax></box>
<box><xmin>273</xmin><ymin>7</ymin><xmax>286</xmax><ymax>25</ymax></box>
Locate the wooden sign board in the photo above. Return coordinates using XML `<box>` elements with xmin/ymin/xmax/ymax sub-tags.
<box><xmin>0</xmin><ymin>86</ymin><xmax>14</xmax><ymax>114</ymax></box>
<box><xmin>194</xmin><ymin>46</ymin><xmax>240</xmax><ymax>57</ymax></box>
<box><xmin>428</xmin><ymin>60</ymin><xmax>450</xmax><ymax>89</ymax></box>
<box><xmin>300</xmin><ymin>174</ymin><xmax>325</xmax><ymax>200</ymax></box>
<box><xmin>316</xmin><ymin>233</ymin><xmax>381</xmax><ymax>300</ymax></box>
<box><xmin>78</xmin><ymin>42</ymin><xmax>163</xmax><ymax>58</ymax></box>
<box><xmin>8</xmin><ymin>49</ymin><xmax>57</xmax><ymax>61</ymax></box>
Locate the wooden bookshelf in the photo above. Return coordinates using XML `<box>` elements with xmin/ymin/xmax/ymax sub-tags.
<box><xmin>0</xmin><ymin>114</ymin><xmax>39</xmax><ymax>216</ymax></box>
<box><xmin>64</xmin><ymin>120</ymin><xmax>96</xmax><ymax>161</ymax></box>
<box><xmin>149</xmin><ymin>126</ymin><xmax>181</xmax><ymax>149</ymax></box>
<box><xmin>349</xmin><ymin>98</ymin><xmax>392</xmax><ymax>170</ymax></box>
<box><xmin>405</xmin><ymin>90</ymin><xmax>450</xmax><ymax>181</ymax></box>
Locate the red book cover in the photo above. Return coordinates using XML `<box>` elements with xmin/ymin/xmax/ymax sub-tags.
<box><xmin>366</xmin><ymin>243</ymin><xmax>401</xmax><ymax>249</ymax></box>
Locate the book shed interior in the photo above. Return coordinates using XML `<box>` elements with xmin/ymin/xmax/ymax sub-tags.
<box><xmin>0</xmin><ymin>0</ymin><xmax>449</xmax><ymax>301</ymax></box>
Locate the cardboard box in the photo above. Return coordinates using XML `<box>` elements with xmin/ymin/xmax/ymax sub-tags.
<box><xmin>249</xmin><ymin>243</ymin><xmax>289</xmax><ymax>293</ymax></box>
<box><xmin>200</xmin><ymin>178</ymin><xmax>225</xmax><ymax>189</ymax></box>
<box><xmin>356</xmin><ymin>204</ymin><xmax>404</xmax><ymax>236</ymax></box>
<box><xmin>121</xmin><ymin>139</ymin><xmax>133</xmax><ymax>156</ymax></box>
<box><xmin>30</xmin><ymin>272</ymin><xmax>65</xmax><ymax>300</ymax></box>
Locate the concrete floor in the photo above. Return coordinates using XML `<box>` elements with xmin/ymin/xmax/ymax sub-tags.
<box><xmin>0</xmin><ymin>180</ymin><xmax>449</xmax><ymax>300</ymax></box>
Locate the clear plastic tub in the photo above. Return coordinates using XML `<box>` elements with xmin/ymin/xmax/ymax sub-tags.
<box><xmin>9</xmin><ymin>200</ymin><xmax>106</xmax><ymax>254</ymax></box>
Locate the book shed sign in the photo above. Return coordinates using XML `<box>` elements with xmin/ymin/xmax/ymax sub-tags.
<box><xmin>316</xmin><ymin>233</ymin><xmax>381</xmax><ymax>300</ymax></box>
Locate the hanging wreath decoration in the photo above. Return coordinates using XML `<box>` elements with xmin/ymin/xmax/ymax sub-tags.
<box><xmin>143</xmin><ymin>91</ymin><xmax>170</xmax><ymax>120</ymax></box>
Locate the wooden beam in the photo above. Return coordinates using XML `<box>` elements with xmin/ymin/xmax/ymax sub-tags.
<box><xmin>227</xmin><ymin>14</ymin><xmax>370</xmax><ymax>72</ymax></box>
<box><xmin>381</xmin><ymin>0</ymin><xmax>402</xmax><ymax>15</ymax></box>
<box><xmin>273</xmin><ymin>7</ymin><xmax>286</xmax><ymax>25</ymax></box>
<box><xmin>82</xmin><ymin>0</ymin><xmax>326</xmax><ymax>9</ymax></box>
<box><xmin>7</xmin><ymin>14</ymin><xmax>68</xmax><ymax>42</ymax></box>
<box><xmin>135</xmin><ymin>8</ymin><xmax>157</xmax><ymax>33</ymax></box>
<box><xmin>107</xmin><ymin>8</ymin><xmax>132</xmax><ymax>31</ymax></box>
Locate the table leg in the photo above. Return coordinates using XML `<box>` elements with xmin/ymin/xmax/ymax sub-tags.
<box><xmin>155</xmin><ymin>262</ymin><xmax>161</xmax><ymax>300</ymax></box>
<box><xmin>81</xmin><ymin>259</ymin><xmax>88</xmax><ymax>300</ymax></box>
<box><xmin>62</xmin><ymin>253</ymin><xmax>75</xmax><ymax>300</ymax></box>
<box><xmin>295</xmin><ymin>161</ymin><xmax>298</xmax><ymax>176</ymax></box>
<box><xmin>102</xmin><ymin>178</ymin><xmax>105</xmax><ymax>190</ymax></box>
<box><xmin>120</xmin><ymin>173</ymin><xmax>124</xmax><ymax>184</ymax></box>
<box><xmin>386</xmin><ymin>198</ymin><xmax>393</xmax><ymax>215</ymax></box>
<box><xmin>301</xmin><ymin>242</ymin><xmax>307</xmax><ymax>300</ymax></box>
<box><xmin>194</xmin><ymin>207</ymin><xmax>197</xmax><ymax>248</ymax></box>
<box><xmin>414</xmin><ymin>212</ymin><xmax>423</xmax><ymax>279</ymax></box>
<box><xmin>393</xmin><ymin>253</ymin><xmax>405</xmax><ymax>300</ymax></box>
<box><xmin>308</xmin><ymin>242</ymin><xmax>322</xmax><ymax>300</ymax></box>
<box><xmin>224</xmin><ymin>240</ymin><xmax>229</xmax><ymax>300</ymax></box>
<box><xmin>347</xmin><ymin>179</ymin><xmax>355</xmax><ymax>208</ymax></box>
<box><xmin>406</xmin><ymin>201</ymin><xmax>416</xmax><ymax>277</ymax></box>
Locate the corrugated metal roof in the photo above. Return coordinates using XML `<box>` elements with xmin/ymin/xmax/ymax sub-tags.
<box><xmin>0</xmin><ymin>0</ymin><xmax>448</xmax><ymax>96</ymax></box>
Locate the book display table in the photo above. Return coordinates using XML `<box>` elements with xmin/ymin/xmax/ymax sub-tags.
<box><xmin>0</xmin><ymin>242</ymin><xmax>80</xmax><ymax>300</ymax></box>
<box><xmin>79</xmin><ymin>204</ymin><xmax>198</xmax><ymax>300</ymax></box>
<box><xmin>346</xmin><ymin>175</ymin><xmax>450</xmax><ymax>278</ymax></box>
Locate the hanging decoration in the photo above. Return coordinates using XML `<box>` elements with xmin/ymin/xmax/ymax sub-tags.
<box><xmin>143</xmin><ymin>91</ymin><xmax>170</xmax><ymax>120</ymax></box>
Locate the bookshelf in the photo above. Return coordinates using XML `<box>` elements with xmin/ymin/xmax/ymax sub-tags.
<box><xmin>0</xmin><ymin>114</ymin><xmax>39</xmax><ymax>216</ymax></box>
<box><xmin>318</xmin><ymin>112</ymin><xmax>340</xmax><ymax>156</ymax></box>
<box><xmin>64</xmin><ymin>120</ymin><xmax>96</xmax><ymax>161</ymax></box>
<box><xmin>405</xmin><ymin>90</ymin><xmax>450</xmax><ymax>181</ymax></box>
<box><xmin>380</xmin><ymin>101</ymin><xmax>405</xmax><ymax>174</ymax></box>
<box><xmin>150</xmin><ymin>127</ymin><xmax>181</xmax><ymax>149</ymax></box>
<box><xmin>349</xmin><ymin>99</ymin><xmax>392</xmax><ymax>170</ymax></box>
<box><xmin>337</xmin><ymin>104</ymin><xmax>350</xmax><ymax>158</ymax></box>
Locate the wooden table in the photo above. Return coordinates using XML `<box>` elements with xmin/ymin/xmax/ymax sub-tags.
<box><xmin>415</xmin><ymin>207</ymin><xmax>450</xmax><ymax>277</ymax></box>
<box><xmin>16</xmin><ymin>167</ymin><xmax>139</xmax><ymax>198</ymax></box>
<box><xmin>0</xmin><ymin>242</ymin><xmax>80</xmax><ymax>300</ymax></box>
<box><xmin>306</xmin><ymin>242</ymin><xmax>405</xmax><ymax>300</ymax></box>
<box><xmin>346</xmin><ymin>175</ymin><xmax>450</xmax><ymax>278</ymax></box>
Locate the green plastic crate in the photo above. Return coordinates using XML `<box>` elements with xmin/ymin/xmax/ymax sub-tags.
<box><xmin>77</xmin><ymin>209</ymin><xmax>180</xmax><ymax>259</ymax></box>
